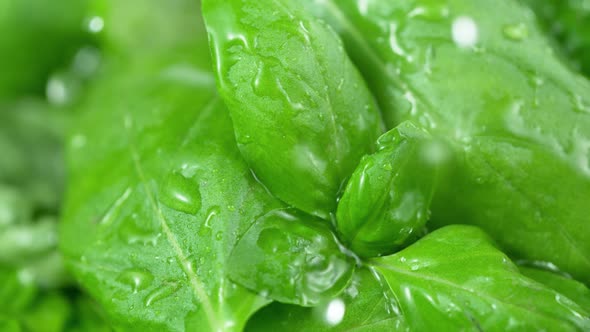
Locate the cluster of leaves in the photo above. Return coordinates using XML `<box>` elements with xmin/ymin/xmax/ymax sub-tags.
<box><xmin>3</xmin><ymin>0</ymin><xmax>590</xmax><ymax>331</ymax></box>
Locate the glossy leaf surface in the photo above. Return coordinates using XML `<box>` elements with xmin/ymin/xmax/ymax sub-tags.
<box><xmin>519</xmin><ymin>266</ymin><xmax>590</xmax><ymax>310</ymax></box>
<box><xmin>303</xmin><ymin>0</ymin><xmax>590</xmax><ymax>282</ymax></box>
<box><xmin>245</xmin><ymin>268</ymin><xmax>408</xmax><ymax>331</ymax></box>
<box><xmin>60</xmin><ymin>53</ymin><xmax>280</xmax><ymax>330</ymax></box>
<box><xmin>228</xmin><ymin>208</ymin><xmax>354</xmax><ymax>306</ymax></box>
<box><xmin>373</xmin><ymin>225</ymin><xmax>590</xmax><ymax>331</ymax></box>
<box><xmin>202</xmin><ymin>0</ymin><xmax>383</xmax><ymax>218</ymax></box>
<box><xmin>337</xmin><ymin>122</ymin><xmax>445</xmax><ymax>257</ymax></box>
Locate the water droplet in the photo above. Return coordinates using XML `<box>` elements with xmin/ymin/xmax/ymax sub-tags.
<box><xmin>357</xmin><ymin>0</ymin><xmax>369</xmax><ymax>15</ymax></box>
<box><xmin>215</xmin><ymin>231</ymin><xmax>223</xmax><ymax>241</ymax></box>
<box><xmin>117</xmin><ymin>268</ymin><xmax>154</xmax><ymax>293</ymax></box>
<box><xmin>502</xmin><ymin>23</ymin><xmax>528</xmax><ymax>41</ymax></box>
<box><xmin>160</xmin><ymin>171</ymin><xmax>201</xmax><ymax>215</ymax></box>
<box><xmin>46</xmin><ymin>75</ymin><xmax>73</xmax><ymax>106</ymax></box>
<box><xmin>199</xmin><ymin>206</ymin><xmax>220</xmax><ymax>236</ymax></box>
<box><xmin>408</xmin><ymin>5</ymin><xmax>450</xmax><ymax>20</ymax></box>
<box><xmin>17</xmin><ymin>269</ymin><xmax>34</xmax><ymax>285</ymax></box>
<box><xmin>251</xmin><ymin>61</ymin><xmax>265</xmax><ymax>94</ymax></box>
<box><xmin>144</xmin><ymin>281</ymin><xmax>181</xmax><ymax>306</ymax></box>
<box><xmin>452</xmin><ymin>16</ymin><xmax>478</xmax><ymax>48</ymax></box>
<box><xmin>70</xmin><ymin>134</ymin><xmax>87</xmax><ymax>149</ymax></box>
<box><xmin>324</xmin><ymin>298</ymin><xmax>345</xmax><ymax>326</ymax></box>
<box><xmin>298</xmin><ymin>21</ymin><xmax>311</xmax><ymax>45</ymax></box>
<box><xmin>119</xmin><ymin>217</ymin><xmax>161</xmax><ymax>246</ymax></box>
<box><xmin>344</xmin><ymin>283</ymin><xmax>359</xmax><ymax>299</ymax></box>
<box><xmin>86</xmin><ymin>16</ymin><xmax>104</xmax><ymax>34</ymax></box>
<box><xmin>571</xmin><ymin>129</ymin><xmax>590</xmax><ymax>175</ymax></box>
<box><xmin>403</xmin><ymin>90</ymin><xmax>418</xmax><ymax>115</ymax></box>
<box><xmin>99</xmin><ymin>188</ymin><xmax>132</xmax><ymax>227</ymax></box>
<box><xmin>572</xmin><ymin>94</ymin><xmax>590</xmax><ymax>114</ymax></box>
<box><xmin>276</xmin><ymin>78</ymin><xmax>305</xmax><ymax>111</ymax></box>
<box><xmin>72</xmin><ymin>46</ymin><xmax>101</xmax><ymax>77</ymax></box>
<box><xmin>389</xmin><ymin>22</ymin><xmax>414</xmax><ymax>63</ymax></box>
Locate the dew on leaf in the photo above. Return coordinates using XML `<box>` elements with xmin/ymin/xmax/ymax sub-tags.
<box><xmin>144</xmin><ymin>281</ymin><xmax>181</xmax><ymax>307</ymax></box>
<box><xmin>502</xmin><ymin>23</ymin><xmax>528</xmax><ymax>41</ymax></box>
<box><xmin>572</xmin><ymin>93</ymin><xmax>590</xmax><ymax>114</ymax></box>
<box><xmin>119</xmin><ymin>220</ymin><xmax>161</xmax><ymax>246</ymax></box>
<box><xmin>160</xmin><ymin>171</ymin><xmax>201</xmax><ymax>215</ymax></box>
<box><xmin>388</xmin><ymin>22</ymin><xmax>414</xmax><ymax>63</ymax></box>
<box><xmin>117</xmin><ymin>268</ymin><xmax>154</xmax><ymax>293</ymax></box>
<box><xmin>70</xmin><ymin>134</ymin><xmax>87</xmax><ymax>149</ymax></box>
<box><xmin>46</xmin><ymin>74</ymin><xmax>73</xmax><ymax>106</ymax></box>
<box><xmin>72</xmin><ymin>46</ymin><xmax>101</xmax><ymax>77</ymax></box>
<box><xmin>199</xmin><ymin>206</ymin><xmax>220</xmax><ymax>236</ymax></box>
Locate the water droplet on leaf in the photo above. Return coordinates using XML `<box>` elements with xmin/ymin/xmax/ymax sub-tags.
<box><xmin>502</xmin><ymin>23</ymin><xmax>528</xmax><ymax>41</ymax></box>
<box><xmin>160</xmin><ymin>171</ymin><xmax>201</xmax><ymax>215</ymax></box>
<box><xmin>144</xmin><ymin>281</ymin><xmax>181</xmax><ymax>307</ymax></box>
<box><xmin>117</xmin><ymin>268</ymin><xmax>154</xmax><ymax>293</ymax></box>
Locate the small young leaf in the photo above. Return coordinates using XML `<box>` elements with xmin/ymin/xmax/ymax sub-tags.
<box><xmin>337</xmin><ymin>121</ymin><xmax>446</xmax><ymax>257</ymax></box>
<box><xmin>304</xmin><ymin>0</ymin><xmax>590</xmax><ymax>283</ymax></box>
<box><xmin>202</xmin><ymin>0</ymin><xmax>383</xmax><ymax>219</ymax></box>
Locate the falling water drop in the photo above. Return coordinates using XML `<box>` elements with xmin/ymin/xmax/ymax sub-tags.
<box><xmin>452</xmin><ymin>16</ymin><xmax>478</xmax><ymax>48</ymax></box>
<box><xmin>86</xmin><ymin>16</ymin><xmax>104</xmax><ymax>34</ymax></box>
<box><xmin>324</xmin><ymin>298</ymin><xmax>345</xmax><ymax>326</ymax></box>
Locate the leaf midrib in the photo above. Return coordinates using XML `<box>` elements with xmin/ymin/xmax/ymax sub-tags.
<box><xmin>127</xmin><ymin>97</ymin><xmax>220</xmax><ymax>330</ymax></box>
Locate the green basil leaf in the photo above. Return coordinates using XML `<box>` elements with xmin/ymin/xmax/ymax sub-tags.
<box><xmin>228</xmin><ymin>208</ymin><xmax>354</xmax><ymax>306</ymax></box>
<box><xmin>373</xmin><ymin>225</ymin><xmax>590</xmax><ymax>331</ymax></box>
<box><xmin>60</xmin><ymin>53</ymin><xmax>280</xmax><ymax>330</ymax></box>
<box><xmin>303</xmin><ymin>0</ymin><xmax>590</xmax><ymax>283</ymax></box>
<box><xmin>245</xmin><ymin>268</ymin><xmax>408</xmax><ymax>331</ymax></box>
<box><xmin>202</xmin><ymin>0</ymin><xmax>383</xmax><ymax>219</ymax></box>
<box><xmin>336</xmin><ymin>121</ymin><xmax>446</xmax><ymax>257</ymax></box>
<box><xmin>519</xmin><ymin>266</ymin><xmax>590</xmax><ymax>310</ymax></box>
